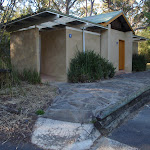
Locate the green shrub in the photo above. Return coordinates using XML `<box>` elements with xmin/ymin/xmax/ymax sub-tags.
<box><xmin>138</xmin><ymin>27</ymin><xmax>150</xmax><ymax>63</ymax></box>
<box><xmin>132</xmin><ymin>54</ymin><xmax>147</xmax><ymax>72</ymax></box>
<box><xmin>36</xmin><ymin>109</ymin><xmax>45</xmax><ymax>115</ymax></box>
<box><xmin>68</xmin><ymin>50</ymin><xmax>116</xmax><ymax>83</ymax></box>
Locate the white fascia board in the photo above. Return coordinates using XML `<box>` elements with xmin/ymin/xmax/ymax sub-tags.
<box><xmin>66</xmin><ymin>26</ymin><xmax>101</xmax><ymax>36</ymax></box>
<box><xmin>17</xmin><ymin>24</ymin><xmax>101</xmax><ymax>36</ymax></box>
<box><xmin>18</xmin><ymin>25</ymin><xmax>36</xmax><ymax>31</ymax></box>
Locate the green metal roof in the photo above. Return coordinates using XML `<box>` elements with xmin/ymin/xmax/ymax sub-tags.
<box><xmin>83</xmin><ymin>11</ymin><xmax>123</xmax><ymax>24</ymax></box>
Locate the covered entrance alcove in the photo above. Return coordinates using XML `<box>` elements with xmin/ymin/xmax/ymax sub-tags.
<box><xmin>40</xmin><ymin>28</ymin><xmax>67</xmax><ymax>82</ymax></box>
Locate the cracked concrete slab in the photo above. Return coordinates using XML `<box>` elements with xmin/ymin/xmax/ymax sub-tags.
<box><xmin>31</xmin><ymin>118</ymin><xmax>100</xmax><ymax>150</ymax></box>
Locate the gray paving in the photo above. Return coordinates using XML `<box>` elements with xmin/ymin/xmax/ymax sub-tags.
<box><xmin>44</xmin><ymin>71</ymin><xmax>150</xmax><ymax>123</ymax></box>
<box><xmin>108</xmin><ymin>103</ymin><xmax>150</xmax><ymax>150</ymax></box>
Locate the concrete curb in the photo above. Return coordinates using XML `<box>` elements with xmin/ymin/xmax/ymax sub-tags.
<box><xmin>94</xmin><ymin>86</ymin><xmax>150</xmax><ymax>120</ymax></box>
<box><xmin>95</xmin><ymin>89</ymin><xmax>150</xmax><ymax>134</ymax></box>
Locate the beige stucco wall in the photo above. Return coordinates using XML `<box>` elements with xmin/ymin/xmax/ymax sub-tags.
<box><xmin>132</xmin><ymin>42</ymin><xmax>138</xmax><ymax>54</ymax></box>
<box><xmin>125</xmin><ymin>31</ymin><xmax>133</xmax><ymax>72</ymax></box>
<box><xmin>66</xmin><ymin>28</ymin><xmax>83</xmax><ymax>71</ymax></box>
<box><xmin>85</xmin><ymin>32</ymin><xmax>100</xmax><ymax>53</ymax></box>
<box><xmin>10</xmin><ymin>28</ymin><xmax>40</xmax><ymax>73</ymax></box>
<box><xmin>108</xmin><ymin>27</ymin><xmax>133</xmax><ymax>72</ymax></box>
<box><xmin>101</xmin><ymin>30</ymin><xmax>108</xmax><ymax>59</ymax></box>
<box><xmin>66</xmin><ymin>27</ymin><xmax>100</xmax><ymax>71</ymax></box>
<box><xmin>40</xmin><ymin>29</ymin><xmax>67</xmax><ymax>82</ymax></box>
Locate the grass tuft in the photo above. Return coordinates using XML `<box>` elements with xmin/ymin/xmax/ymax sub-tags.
<box><xmin>36</xmin><ymin>109</ymin><xmax>45</xmax><ymax>115</ymax></box>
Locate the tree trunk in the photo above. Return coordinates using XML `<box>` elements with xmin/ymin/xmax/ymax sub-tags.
<box><xmin>49</xmin><ymin>0</ymin><xmax>50</xmax><ymax>7</ymax></box>
<box><xmin>66</xmin><ymin>7</ymin><xmax>69</xmax><ymax>15</ymax></box>
<box><xmin>66</xmin><ymin>0</ymin><xmax>70</xmax><ymax>15</ymax></box>
<box><xmin>86</xmin><ymin>0</ymin><xmax>87</xmax><ymax>17</ymax></box>
<box><xmin>90</xmin><ymin>0</ymin><xmax>95</xmax><ymax>16</ymax></box>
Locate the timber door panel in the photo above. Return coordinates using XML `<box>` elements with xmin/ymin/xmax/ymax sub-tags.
<box><xmin>119</xmin><ymin>40</ymin><xmax>125</xmax><ymax>70</ymax></box>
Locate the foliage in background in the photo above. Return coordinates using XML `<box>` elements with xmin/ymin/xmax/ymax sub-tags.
<box><xmin>0</xmin><ymin>0</ymin><xmax>16</xmax><ymax>77</ymax></box>
<box><xmin>73</xmin><ymin>1</ymin><xmax>100</xmax><ymax>17</ymax></box>
<box><xmin>68</xmin><ymin>50</ymin><xmax>115</xmax><ymax>83</ymax></box>
<box><xmin>132</xmin><ymin>54</ymin><xmax>147</xmax><ymax>72</ymax></box>
<box><xmin>138</xmin><ymin>27</ymin><xmax>150</xmax><ymax>63</ymax></box>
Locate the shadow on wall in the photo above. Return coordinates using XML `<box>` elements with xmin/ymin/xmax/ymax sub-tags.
<box><xmin>10</xmin><ymin>28</ymin><xmax>39</xmax><ymax>72</ymax></box>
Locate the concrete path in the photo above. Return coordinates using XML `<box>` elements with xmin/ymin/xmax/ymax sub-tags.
<box><xmin>108</xmin><ymin>103</ymin><xmax>150</xmax><ymax>150</ymax></box>
<box><xmin>44</xmin><ymin>71</ymin><xmax>150</xmax><ymax>123</ymax></box>
<box><xmin>32</xmin><ymin>71</ymin><xmax>150</xmax><ymax>150</ymax></box>
<box><xmin>32</xmin><ymin>118</ymin><xmax>100</xmax><ymax>150</ymax></box>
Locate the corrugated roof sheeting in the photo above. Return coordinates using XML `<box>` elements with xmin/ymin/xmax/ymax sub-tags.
<box><xmin>83</xmin><ymin>11</ymin><xmax>122</xmax><ymax>23</ymax></box>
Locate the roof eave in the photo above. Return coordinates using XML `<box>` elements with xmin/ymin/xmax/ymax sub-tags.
<box><xmin>133</xmin><ymin>35</ymin><xmax>148</xmax><ymax>42</ymax></box>
<box><xmin>5</xmin><ymin>10</ymin><xmax>108</xmax><ymax>32</ymax></box>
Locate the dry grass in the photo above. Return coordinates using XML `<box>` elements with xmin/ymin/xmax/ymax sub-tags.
<box><xmin>0</xmin><ymin>82</ymin><xmax>58</xmax><ymax>143</ymax></box>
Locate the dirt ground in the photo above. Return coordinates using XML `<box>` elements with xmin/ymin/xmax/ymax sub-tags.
<box><xmin>0</xmin><ymin>82</ymin><xmax>58</xmax><ymax>144</ymax></box>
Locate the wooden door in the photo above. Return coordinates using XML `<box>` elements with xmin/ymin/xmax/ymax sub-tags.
<box><xmin>119</xmin><ymin>40</ymin><xmax>125</xmax><ymax>70</ymax></box>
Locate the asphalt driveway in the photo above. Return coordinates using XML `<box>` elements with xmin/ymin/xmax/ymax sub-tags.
<box><xmin>109</xmin><ymin>103</ymin><xmax>150</xmax><ymax>150</ymax></box>
<box><xmin>0</xmin><ymin>142</ymin><xmax>43</xmax><ymax>150</ymax></box>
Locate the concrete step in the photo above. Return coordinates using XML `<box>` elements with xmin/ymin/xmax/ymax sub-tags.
<box><xmin>31</xmin><ymin>118</ymin><xmax>101</xmax><ymax>150</ymax></box>
<box><xmin>43</xmin><ymin>108</ymin><xmax>93</xmax><ymax>123</ymax></box>
<box><xmin>95</xmin><ymin>89</ymin><xmax>150</xmax><ymax>135</ymax></box>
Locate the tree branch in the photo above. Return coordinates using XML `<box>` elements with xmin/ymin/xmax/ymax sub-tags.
<box><xmin>51</xmin><ymin>0</ymin><xmax>61</xmax><ymax>12</ymax></box>
<box><xmin>90</xmin><ymin>0</ymin><xmax>95</xmax><ymax>16</ymax></box>
<box><xmin>134</xmin><ymin>25</ymin><xmax>149</xmax><ymax>31</ymax></box>
<box><xmin>69</xmin><ymin>0</ymin><xmax>77</xmax><ymax>9</ymax></box>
